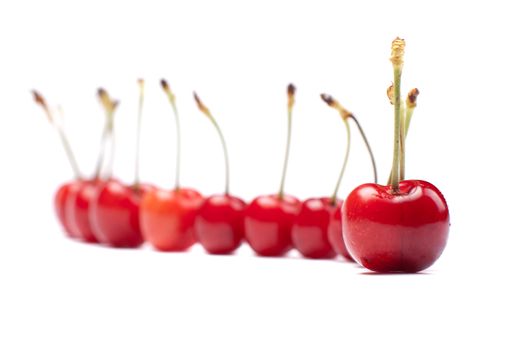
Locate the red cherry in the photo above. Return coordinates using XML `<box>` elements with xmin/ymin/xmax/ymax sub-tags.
<box><xmin>291</xmin><ymin>198</ymin><xmax>337</xmax><ymax>259</ymax></box>
<box><xmin>195</xmin><ymin>195</ymin><xmax>245</xmax><ymax>254</ymax></box>
<box><xmin>89</xmin><ymin>179</ymin><xmax>150</xmax><ymax>248</ymax></box>
<box><xmin>65</xmin><ymin>178</ymin><xmax>103</xmax><ymax>243</ymax></box>
<box><xmin>244</xmin><ymin>194</ymin><xmax>301</xmax><ymax>256</ymax></box>
<box><xmin>54</xmin><ymin>181</ymin><xmax>82</xmax><ymax>238</ymax></box>
<box><xmin>192</xmin><ymin>93</ymin><xmax>246</xmax><ymax>255</ymax></box>
<box><xmin>319</xmin><ymin>93</ymin><xmax>377</xmax><ymax>260</ymax></box>
<box><xmin>140</xmin><ymin>188</ymin><xmax>203</xmax><ymax>251</ymax></box>
<box><xmin>343</xmin><ymin>180</ymin><xmax>449</xmax><ymax>272</ymax></box>
<box><xmin>326</xmin><ymin>200</ymin><xmax>353</xmax><ymax>260</ymax></box>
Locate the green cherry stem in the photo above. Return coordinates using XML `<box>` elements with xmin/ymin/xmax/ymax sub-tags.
<box><xmin>32</xmin><ymin>91</ymin><xmax>81</xmax><ymax>179</ymax></box>
<box><xmin>161</xmin><ymin>79</ymin><xmax>181</xmax><ymax>191</ymax></box>
<box><xmin>194</xmin><ymin>92</ymin><xmax>230</xmax><ymax>195</ymax></box>
<box><xmin>278</xmin><ymin>83</ymin><xmax>296</xmax><ymax>199</ymax></box>
<box><xmin>389</xmin><ymin>37</ymin><xmax>405</xmax><ymax>192</ymax></box>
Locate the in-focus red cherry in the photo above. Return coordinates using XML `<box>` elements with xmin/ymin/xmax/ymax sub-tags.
<box><xmin>291</xmin><ymin>197</ymin><xmax>337</xmax><ymax>259</ymax></box>
<box><xmin>66</xmin><ymin>178</ymin><xmax>103</xmax><ymax>243</ymax></box>
<box><xmin>244</xmin><ymin>194</ymin><xmax>301</xmax><ymax>256</ymax></box>
<box><xmin>195</xmin><ymin>195</ymin><xmax>245</xmax><ymax>254</ymax></box>
<box><xmin>343</xmin><ymin>180</ymin><xmax>450</xmax><ymax>273</ymax></box>
<box><xmin>54</xmin><ymin>181</ymin><xmax>82</xmax><ymax>238</ymax></box>
<box><xmin>326</xmin><ymin>200</ymin><xmax>353</xmax><ymax>260</ymax></box>
<box><xmin>140</xmin><ymin>188</ymin><xmax>203</xmax><ymax>251</ymax></box>
<box><xmin>89</xmin><ymin>179</ymin><xmax>151</xmax><ymax>248</ymax></box>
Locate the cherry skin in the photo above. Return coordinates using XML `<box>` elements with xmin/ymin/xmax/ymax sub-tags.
<box><xmin>54</xmin><ymin>180</ymin><xmax>82</xmax><ymax>239</ymax></box>
<box><xmin>244</xmin><ymin>194</ymin><xmax>301</xmax><ymax>256</ymax></box>
<box><xmin>342</xmin><ymin>180</ymin><xmax>450</xmax><ymax>273</ymax></box>
<box><xmin>89</xmin><ymin>179</ymin><xmax>152</xmax><ymax>248</ymax></box>
<box><xmin>291</xmin><ymin>197</ymin><xmax>337</xmax><ymax>259</ymax></box>
<box><xmin>327</xmin><ymin>200</ymin><xmax>353</xmax><ymax>260</ymax></box>
<box><xmin>65</xmin><ymin>178</ymin><xmax>104</xmax><ymax>243</ymax></box>
<box><xmin>140</xmin><ymin>188</ymin><xmax>203</xmax><ymax>252</ymax></box>
<box><xmin>195</xmin><ymin>194</ymin><xmax>246</xmax><ymax>254</ymax></box>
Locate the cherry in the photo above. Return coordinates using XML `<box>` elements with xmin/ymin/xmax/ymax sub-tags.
<box><xmin>192</xmin><ymin>92</ymin><xmax>246</xmax><ymax>254</ymax></box>
<box><xmin>65</xmin><ymin>178</ymin><xmax>102</xmax><ymax>243</ymax></box>
<box><xmin>54</xmin><ymin>180</ymin><xmax>83</xmax><ymax>238</ymax></box>
<box><xmin>89</xmin><ymin>85</ymin><xmax>152</xmax><ymax>248</ymax></box>
<box><xmin>32</xmin><ymin>91</ymin><xmax>83</xmax><ymax>238</ymax></box>
<box><xmin>343</xmin><ymin>181</ymin><xmax>449</xmax><ymax>272</ymax></box>
<box><xmin>140</xmin><ymin>79</ymin><xmax>203</xmax><ymax>251</ymax></box>
<box><xmin>244</xmin><ymin>84</ymin><xmax>301</xmax><ymax>256</ymax></box>
<box><xmin>342</xmin><ymin>38</ymin><xmax>450</xmax><ymax>272</ymax></box>
<box><xmin>292</xmin><ymin>94</ymin><xmax>377</xmax><ymax>259</ymax></box>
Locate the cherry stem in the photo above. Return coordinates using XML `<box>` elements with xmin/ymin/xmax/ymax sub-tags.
<box><xmin>350</xmin><ymin>115</ymin><xmax>378</xmax><ymax>184</ymax></box>
<box><xmin>94</xmin><ymin>126</ymin><xmax>108</xmax><ymax>179</ymax></box>
<box><xmin>210</xmin><ymin>115</ymin><xmax>230</xmax><ymax>195</ymax></box>
<box><xmin>390</xmin><ymin>66</ymin><xmax>402</xmax><ymax>191</ymax></box>
<box><xmin>133</xmin><ymin>79</ymin><xmax>145</xmax><ymax>189</ymax></box>
<box><xmin>161</xmin><ymin>80</ymin><xmax>181</xmax><ymax>191</ymax></box>
<box><xmin>278</xmin><ymin>84</ymin><xmax>295</xmax><ymax>199</ymax></box>
<box><xmin>32</xmin><ymin>91</ymin><xmax>81</xmax><ymax>179</ymax></box>
<box><xmin>56</xmin><ymin>118</ymin><xmax>81</xmax><ymax>179</ymax></box>
<box><xmin>330</xmin><ymin>118</ymin><xmax>350</xmax><ymax>205</ymax></box>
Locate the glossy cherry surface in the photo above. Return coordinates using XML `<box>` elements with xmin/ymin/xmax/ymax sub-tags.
<box><xmin>327</xmin><ymin>200</ymin><xmax>353</xmax><ymax>260</ymax></box>
<box><xmin>195</xmin><ymin>194</ymin><xmax>245</xmax><ymax>254</ymax></box>
<box><xmin>54</xmin><ymin>181</ymin><xmax>81</xmax><ymax>238</ymax></box>
<box><xmin>342</xmin><ymin>180</ymin><xmax>449</xmax><ymax>273</ymax></box>
<box><xmin>66</xmin><ymin>178</ymin><xmax>103</xmax><ymax>243</ymax></box>
<box><xmin>89</xmin><ymin>179</ymin><xmax>150</xmax><ymax>248</ymax></box>
<box><xmin>291</xmin><ymin>197</ymin><xmax>337</xmax><ymax>259</ymax></box>
<box><xmin>244</xmin><ymin>194</ymin><xmax>301</xmax><ymax>256</ymax></box>
<box><xmin>140</xmin><ymin>188</ymin><xmax>203</xmax><ymax>252</ymax></box>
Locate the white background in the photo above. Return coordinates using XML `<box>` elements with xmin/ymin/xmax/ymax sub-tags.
<box><xmin>1</xmin><ymin>0</ymin><xmax>524</xmax><ymax>349</ymax></box>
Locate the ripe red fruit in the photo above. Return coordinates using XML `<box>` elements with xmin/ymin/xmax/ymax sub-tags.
<box><xmin>196</xmin><ymin>195</ymin><xmax>245</xmax><ymax>254</ymax></box>
<box><xmin>192</xmin><ymin>92</ymin><xmax>246</xmax><ymax>254</ymax></box>
<box><xmin>343</xmin><ymin>181</ymin><xmax>449</xmax><ymax>272</ymax></box>
<box><xmin>343</xmin><ymin>38</ymin><xmax>450</xmax><ymax>272</ymax></box>
<box><xmin>244</xmin><ymin>84</ymin><xmax>301</xmax><ymax>256</ymax></box>
<box><xmin>292</xmin><ymin>93</ymin><xmax>377</xmax><ymax>259</ymax></box>
<box><xmin>141</xmin><ymin>188</ymin><xmax>203</xmax><ymax>251</ymax></box>
<box><xmin>54</xmin><ymin>181</ymin><xmax>82</xmax><ymax>238</ymax></box>
<box><xmin>140</xmin><ymin>80</ymin><xmax>204</xmax><ymax>251</ymax></box>
<box><xmin>66</xmin><ymin>179</ymin><xmax>102</xmax><ymax>243</ymax></box>
<box><xmin>245</xmin><ymin>194</ymin><xmax>300</xmax><ymax>256</ymax></box>
<box><xmin>89</xmin><ymin>180</ymin><xmax>150</xmax><ymax>247</ymax></box>
<box><xmin>326</xmin><ymin>200</ymin><xmax>352</xmax><ymax>260</ymax></box>
<box><xmin>291</xmin><ymin>198</ymin><xmax>336</xmax><ymax>259</ymax></box>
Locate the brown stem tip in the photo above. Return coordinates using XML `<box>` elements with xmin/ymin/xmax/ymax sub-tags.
<box><xmin>160</xmin><ymin>79</ymin><xmax>175</xmax><ymax>102</ymax></box>
<box><xmin>287</xmin><ymin>83</ymin><xmax>296</xmax><ymax>110</ymax></box>
<box><xmin>32</xmin><ymin>90</ymin><xmax>53</xmax><ymax>122</ymax></box>
<box><xmin>97</xmin><ymin>88</ymin><xmax>118</xmax><ymax>112</ymax></box>
<box><xmin>193</xmin><ymin>92</ymin><xmax>211</xmax><ymax>118</ymax></box>
<box><xmin>406</xmin><ymin>88</ymin><xmax>420</xmax><ymax>108</ymax></box>
<box><xmin>320</xmin><ymin>93</ymin><xmax>353</xmax><ymax>120</ymax></box>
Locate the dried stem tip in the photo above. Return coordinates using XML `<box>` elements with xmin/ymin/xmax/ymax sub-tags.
<box><xmin>387</xmin><ymin>84</ymin><xmax>394</xmax><ymax>105</ymax></box>
<box><xmin>406</xmin><ymin>88</ymin><xmax>419</xmax><ymax>108</ymax></box>
<box><xmin>390</xmin><ymin>37</ymin><xmax>406</xmax><ymax>68</ymax></box>
<box><xmin>287</xmin><ymin>83</ymin><xmax>296</xmax><ymax>110</ymax></box>
<box><xmin>160</xmin><ymin>79</ymin><xmax>175</xmax><ymax>102</ymax></box>
<box><xmin>193</xmin><ymin>92</ymin><xmax>212</xmax><ymax>118</ymax></box>
<box><xmin>320</xmin><ymin>93</ymin><xmax>353</xmax><ymax>120</ymax></box>
<box><xmin>138</xmin><ymin>78</ymin><xmax>144</xmax><ymax>90</ymax></box>
<box><xmin>32</xmin><ymin>90</ymin><xmax>52</xmax><ymax>122</ymax></box>
<box><xmin>97</xmin><ymin>88</ymin><xmax>118</xmax><ymax>112</ymax></box>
